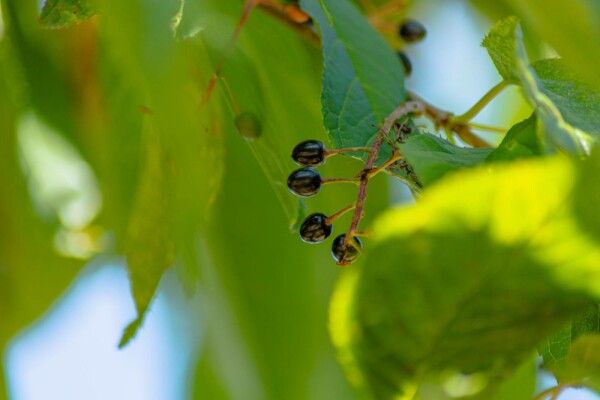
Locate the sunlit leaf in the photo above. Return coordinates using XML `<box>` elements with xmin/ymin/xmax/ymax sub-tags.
<box><xmin>331</xmin><ymin>154</ymin><xmax>600</xmax><ymax>398</ymax></box>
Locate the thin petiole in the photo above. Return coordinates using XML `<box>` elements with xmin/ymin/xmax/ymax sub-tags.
<box><xmin>349</xmin><ymin>238</ymin><xmax>365</xmax><ymax>254</ymax></box>
<box><xmin>366</xmin><ymin>152</ymin><xmax>402</xmax><ymax>178</ymax></box>
<box><xmin>452</xmin><ymin>80</ymin><xmax>510</xmax><ymax>124</ymax></box>
<box><xmin>324</xmin><ymin>147</ymin><xmax>372</xmax><ymax>157</ymax></box>
<box><xmin>352</xmin><ymin>231</ymin><xmax>372</xmax><ymax>238</ymax></box>
<box><xmin>325</xmin><ymin>204</ymin><xmax>357</xmax><ymax>225</ymax></box>
<box><xmin>468</xmin><ymin>122</ymin><xmax>507</xmax><ymax>133</ymax></box>
<box><xmin>321</xmin><ymin>177</ymin><xmax>361</xmax><ymax>185</ymax></box>
<box><xmin>219</xmin><ymin>77</ymin><xmax>241</xmax><ymax>115</ymax></box>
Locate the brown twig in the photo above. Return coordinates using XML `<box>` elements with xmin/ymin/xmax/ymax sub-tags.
<box><xmin>256</xmin><ymin>2</ymin><xmax>320</xmax><ymax>46</ymax></box>
<box><xmin>407</xmin><ymin>91</ymin><xmax>493</xmax><ymax>148</ymax></box>
<box><xmin>342</xmin><ymin>101</ymin><xmax>424</xmax><ymax>252</ymax></box>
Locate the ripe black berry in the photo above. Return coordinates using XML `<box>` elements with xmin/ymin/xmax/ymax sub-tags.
<box><xmin>287</xmin><ymin>167</ymin><xmax>322</xmax><ymax>197</ymax></box>
<box><xmin>292</xmin><ymin>140</ymin><xmax>326</xmax><ymax>167</ymax></box>
<box><xmin>299</xmin><ymin>213</ymin><xmax>332</xmax><ymax>243</ymax></box>
<box><xmin>331</xmin><ymin>234</ymin><xmax>362</xmax><ymax>265</ymax></box>
<box><xmin>397</xmin><ymin>51</ymin><xmax>412</xmax><ymax>76</ymax></box>
<box><xmin>234</xmin><ymin>112</ymin><xmax>262</xmax><ymax>141</ymax></box>
<box><xmin>399</xmin><ymin>19</ymin><xmax>427</xmax><ymax>43</ymax></box>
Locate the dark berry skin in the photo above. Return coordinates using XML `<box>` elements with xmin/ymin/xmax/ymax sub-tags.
<box><xmin>399</xmin><ymin>19</ymin><xmax>427</xmax><ymax>43</ymax></box>
<box><xmin>292</xmin><ymin>140</ymin><xmax>326</xmax><ymax>167</ymax></box>
<box><xmin>331</xmin><ymin>234</ymin><xmax>362</xmax><ymax>265</ymax></box>
<box><xmin>300</xmin><ymin>213</ymin><xmax>332</xmax><ymax>243</ymax></box>
<box><xmin>287</xmin><ymin>167</ymin><xmax>322</xmax><ymax>197</ymax></box>
<box><xmin>397</xmin><ymin>51</ymin><xmax>412</xmax><ymax>76</ymax></box>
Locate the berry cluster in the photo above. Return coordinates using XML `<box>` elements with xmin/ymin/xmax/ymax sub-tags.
<box><xmin>396</xmin><ymin>19</ymin><xmax>427</xmax><ymax>77</ymax></box>
<box><xmin>285</xmin><ymin>20</ymin><xmax>428</xmax><ymax>266</ymax></box>
<box><xmin>287</xmin><ymin>140</ymin><xmax>368</xmax><ymax>265</ymax></box>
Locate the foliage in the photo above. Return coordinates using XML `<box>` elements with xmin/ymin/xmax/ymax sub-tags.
<box><xmin>2</xmin><ymin>0</ymin><xmax>600</xmax><ymax>399</ymax></box>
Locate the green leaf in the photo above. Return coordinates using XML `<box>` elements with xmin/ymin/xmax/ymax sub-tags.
<box><xmin>573</xmin><ymin>152</ymin><xmax>600</xmax><ymax>243</ymax></box>
<box><xmin>486</xmin><ymin>114</ymin><xmax>541</xmax><ymax>161</ymax></box>
<box><xmin>0</xmin><ymin>38</ymin><xmax>84</xmax><ymax>398</ymax></box>
<box><xmin>40</xmin><ymin>0</ymin><xmax>97</xmax><ymax>29</ymax></box>
<box><xmin>482</xmin><ymin>16</ymin><xmax>600</xmax><ymax>154</ymax></box>
<box><xmin>493</xmin><ymin>354</ymin><xmax>536</xmax><ymax>400</ymax></box>
<box><xmin>481</xmin><ymin>16</ymin><xmax>521</xmax><ymax>82</ymax></box>
<box><xmin>531</xmin><ymin>59</ymin><xmax>600</xmax><ymax>140</ymax></box>
<box><xmin>501</xmin><ymin>0</ymin><xmax>600</xmax><ymax>92</ymax></box>
<box><xmin>399</xmin><ymin>134</ymin><xmax>493</xmax><ymax>186</ymax></box>
<box><xmin>540</xmin><ymin>302</ymin><xmax>600</xmax><ymax>371</ymax></box>
<box><xmin>539</xmin><ymin>326</ymin><xmax>572</xmax><ymax>370</ymax></box>
<box><xmin>300</xmin><ymin>0</ymin><xmax>406</xmax><ymax>159</ymax></box>
<box><xmin>119</xmin><ymin>123</ymin><xmax>175</xmax><ymax>348</ymax></box>
<box><xmin>331</xmin><ymin>154</ymin><xmax>600</xmax><ymax>398</ymax></box>
<box><xmin>566</xmin><ymin>335</ymin><xmax>600</xmax><ymax>384</ymax></box>
<box><xmin>91</xmin><ymin>0</ymin><xmax>230</xmax><ymax>344</ymax></box>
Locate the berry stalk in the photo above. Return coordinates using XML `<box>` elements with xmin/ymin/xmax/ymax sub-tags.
<box><xmin>344</xmin><ymin>101</ymin><xmax>424</xmax><ymax>247</ymax></box>
<box><xmin>325</xmin><ymin>203</ymin><xmax>357</xmax><ymax>225</ymax></box>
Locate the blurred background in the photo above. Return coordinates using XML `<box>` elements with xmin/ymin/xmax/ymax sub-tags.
<box><xmin>0</xmin><ymin>0</ymin><xmax>598</xmax><ymax>399</ymax></box>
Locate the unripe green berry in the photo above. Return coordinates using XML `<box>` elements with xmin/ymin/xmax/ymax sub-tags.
<box><xmin>234</xmin><ymin>112</ymin><xmax>262</xmax><ymax>141</ymax></box>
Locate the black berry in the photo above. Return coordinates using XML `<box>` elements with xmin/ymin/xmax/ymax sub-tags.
<box><xmin>399</xmin><ymin>19</ymin><xmax>427</xmax><ymax>43</ymax></box>
<box><xmin>292</xmin><ymin>140</ymin><xmax>326</xmax><ymax>167</ymax></box>
<box><xmin>299</xmin><ymin>213</ymin><xmax>332</xmax><ymax>243</ymax></box>
<box><xmin>234</xmin><ymin>112</ymin><xmax>262</xmax><ymax>141</ymax></box>
<box><xmin>287</xmin><ymin>167</ymin><xmax>322</xmax><ymax>197</ymax></box>
<box><xmin>397</xmin><ymin>51</ymin><xmax>412</xmax><ymax>76</ymax></box>
<box><xmin>331</xmin><ymin>234</ymin><xmax>362</xmax><ymax>265</ymax></box>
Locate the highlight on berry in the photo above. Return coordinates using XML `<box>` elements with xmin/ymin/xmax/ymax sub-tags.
<box><xmin>299</xmin><ymin>213</ymin><xmax>332</xmax><ymax>243</ymax></box>
<box><xmin>292</xmin><ymin>140</ymin><xmax>326</xmax><ymax>167</ymax></box>
<box><xmin>287</xmin><ymin>167</ymin><xmax>322</xmax><ymax>197</ymax></box>
<box><xmin>331</xmin><ymin>234</ymin><xmax>362</xmax><ymax>265</ymax></box>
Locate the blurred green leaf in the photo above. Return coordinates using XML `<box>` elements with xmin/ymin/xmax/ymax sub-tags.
<box><xmin>540</xmin><ymin>302</ymin><xmax>600</xmax><ymax>371</ymax></box>
<box><xmin>0</xmin><ymin>21</ymin><xmax>85</xmax><ymax>399</ymax></box>
<box><xmin>92</xmin><ymin>0</ymin><xmax>228</xmax><ymax>343</ymax></box>
<box><xmin>566</xmin><ymin>335</ymin><xmax>600</xmax><ymax>383</ymax></box>
<box><xmin>331</xmin><ymin>154</ymin><xmax>600</xmax><ymax>398</ymax></box>
<box><xmin>399</xmin><ymin>134</ymin><xmax>492</xmax><ymax>186</ymax></box>
<box><xmin>493</xmin><ymin>355</ymin><xmax>536</xmax><ymax>400</ymax></box>
<box><xmin>40</xmin><ymin>0</ymin><xmax>97</xmax><ymax>29</ymax></box>
<box><xmin>300</xmin><ymin>0</ymin><xmax>405</xmax><ymax>162</ymax></box>
<box><xmin>539</xmin><ymin>327</ymin><xmax>572</xmax><ymax>370</ymax></box>
<box><xmin>174</xmin><ymin>3</ymin><xmax>360</xmax><ymax>399</ymax></box>
<box><xmin>119</xmin><ymin>122</ymin><xmax>174</xmax><ymax>348</ymax></box>
<box><xmin>486</xmin><ymin>114</ymin><xmax>541</xmax><ymax>161</ymax></box>
<box><xmin>573</xmin><ymin>152</ymin><xmax>600</xmax><ymax>243</ymax></box>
